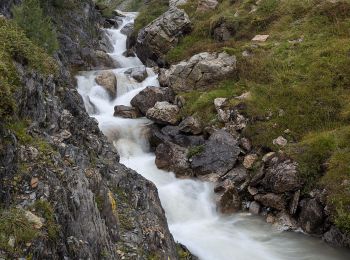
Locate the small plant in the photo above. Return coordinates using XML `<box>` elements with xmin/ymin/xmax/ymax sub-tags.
<box><xmin>187</xmin><ymin>145</ymin><xmax>205</xmax><ymax>158</ymax></box>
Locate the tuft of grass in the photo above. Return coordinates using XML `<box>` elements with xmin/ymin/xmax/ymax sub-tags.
<box><xmin>187</xmin><ymin>145</ymin><xmax>205</xmax><ymax>158</ymax></box>
<box><xmin>0</xmin><ymin>208</ymin><xmax>40</xmax><ymax>255</ymax></box>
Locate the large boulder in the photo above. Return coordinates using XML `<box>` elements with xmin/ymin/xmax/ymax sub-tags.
<box><xmin>95</xmin><ymin>71</ymin><xmax>117</xmax><ymax>98</ymax></box>
<box><xmin>159</xmin><ymin>52</ymin><xmax>236</xmax><ymax>93</ymax></box>
<box><xmin>135</xmin><ymin>7</ymin><xmax>191</xmax><ymax>66</ymax></box>
<box><xmin>146</xmin><ymin>101</ymin><xmax>180</xmax><ymax>125</ymax></box>
<box><xmin>261</xmin><ymin>159</ymin><xmax>301</xmax><ymax>193</ymax></box>
<box><xmin>299</xmin><ymin>198</ymin><xmax>324</xmax><ymax>234</ymax></box>
<box><xmin>124</xmin><ymin>66</ymin><xmax>148</xmax><ymax>82</ymax></box>
<box><xmin>150</xmin><ymin>125</ymin><xmax>205</xmax><ymax>148</ymax></box>
<box><xmin>130</xmin><ymin>86</ymin><xmax>175</xmax><ymax>115</ymax></box>
<box><xmin>190</xmin><ymin>130</ymin><xmax>241</xmax><ymax>176</ymax></box>
<box><xmin>254</xmin><ymin>193</ymin><xmax>286</xmax><ymax>211</ymax></box>
<box><xmin>155</xmin><ymin>142</ymin><xmax>192</xmax><ymax>176</ymax></box>
<box><xmin>120</xmin><ymin>22</ymin><xmax>134</xmax><ymax>36</ymax></box>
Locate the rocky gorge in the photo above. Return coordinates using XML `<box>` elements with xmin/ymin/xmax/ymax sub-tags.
<box><xmin>0</xmin><ymin>0</ymin><xmax>350</xmax><ymax>259</ymax></box>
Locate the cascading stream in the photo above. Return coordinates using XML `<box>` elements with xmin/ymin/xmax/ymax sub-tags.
<box><xmin>77</xmin><ymin>11</ymin><xmax>350</xmax><ymax>260</ymax></box>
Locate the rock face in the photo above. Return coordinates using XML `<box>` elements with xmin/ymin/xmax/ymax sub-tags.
<box><xmin>254</xmin><ymin>193</ymin><xmax>286</xmax><ymax>211</ymax></box>
<box><xmin>114</xmin><ymin>105</ymin><xmax>141</xmax><ymax>118</ymax></box>
<box><xmin>124</xmin><ymin>66</ymin><xmax>148</xmax><ymax>82</ymax></box>
<box><xmin>159</xmin><ymin>52</ymin><xmax>237</xmax><ymax>93</ymax></box>
<box><xmin>215</xmin><ymin>181</ymin><xmax>241</xmax><ymax>214</ymax></box>
<box><xmin>135</xmin><ymin>7</ymin><xmax>191</xmax><ymax>66</ymax></box>
<box><xmin>191</xmin><ymin>130</ymin><xmax>241</xmax><ymax>176</ymax></box>
<box><xmin>95</xmin><ymin>71</ymin><xmax>117</xmax><ymax>98</ymax></box>
<box><xmin>130</xmin><ymin>86</ymin><xmax>175</xmax><ymax>115</ymax></box>
<box><xmin>0</xmin><ymin>1</ymin><xmax>179</xmax><ymax>259</ymax></box>
<box><xmin>146</xmin><ymin>101</ymin><xmax>180</xmax><ymax>125</ymax></box>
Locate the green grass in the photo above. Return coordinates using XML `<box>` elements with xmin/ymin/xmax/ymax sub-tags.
<box><xmin>187</xmin><ymin>145</ymin><xmax>205</xmax><ymax>158</ymax></box>
<box><xmin>0</xmin><ymin>208</ymin><xmax>40</xmax><ymax>255</ymax></box>
<box><xmin>0</xmin><ymin>18</ymin><xmax>57</xmax><ymax>120</ymax></box>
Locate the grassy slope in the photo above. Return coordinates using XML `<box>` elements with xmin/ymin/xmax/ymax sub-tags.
<box><xmin>135</xmin><ymin>0</ymin><xmax>350</xmax><ymax>233</ymax></box>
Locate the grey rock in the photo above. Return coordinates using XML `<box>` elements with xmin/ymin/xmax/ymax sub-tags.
<box><xmin>323</xmin><ymin>226</ymin><xmax>350</xmax><ymax>248</ymax></box>
<box><xmin>191</xmin><ymin>130</ymin><xmax>241</xmax><ymax>176</ymax></box>
<box><xmin>197</xmin><ymin>0</ymin><xmax>218</xmax><ymax>12</ymax></box>
<box><xmin>249</xmin><ymin>201</ymin><xmax>261</xmax><ymax>215</ymax></box>
<box><xmin>178</xmin><ymin>116</ymin><xmax>202</xmax><ymax>135</ymax></box>
<box><xmin>146</xmin><ymin>101</ymin><xmax>180</xmax><ymax>125</ymax></box>
<box><xmin>254</xmin><ymin>193</ymin><xmax>286</xmax><ymax>210</ymax></box>
<box><xmin>131</xmin><ymin>86</ymin><xmax>175</xmax><ymax>115</ymax></box>
<box><xmin>135</xmin><ymin>7</ymin><xmax>191</xmax><ymax>66</ymax></box>
<box><xmin>95</xmin><ymin>71</ymin><xmax>117</xmax><ymax>98</ymax></box>
<box><xmin>120</xmin><ymin>22</ymin><xmax>134</xmax><ymax>36</ymax></box>
<box><xmin>124</xmin><ymin>66</ymin><xmax>148</xmax><ymax>82</ymax></box>
<box><xmin>299</xmin><ymin>198</ymin><xmax>324</xmax><ymax>234</ymax></box>
<box><xmin>159</xmin><ymin>52</ymin><xmax>236</xmax><ymax>93</ymax></box>
<box><xmin>215</xmin><ymin>180</ymin><xmax>241</xmax><ymax>214</ymax></box>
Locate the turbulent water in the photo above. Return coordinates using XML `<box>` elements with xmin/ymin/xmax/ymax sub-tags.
<box><xmin>77</xmin><ymin>11</ymin><xmax>350</xmax><ymax>260</ymax></box>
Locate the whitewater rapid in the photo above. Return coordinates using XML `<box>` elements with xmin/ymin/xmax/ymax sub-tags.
<box><xmin>76</xmin><ymin>11</ymin><xmax>350</xmax><ymax>260</ymax></box>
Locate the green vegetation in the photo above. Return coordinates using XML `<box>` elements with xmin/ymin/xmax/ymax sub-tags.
<box><xmin>0</xmin><ymin>18</ymin><xmax>56</xmax><ymax>120</ymax></box>
<box><xmin>0</xmin><ymin>208</ymin><xmax>39</xmax><ymax>255</ymax></box>
<box><xmin>12</xmin><ymin>0</ymin><xmax>59</xmax><ymax>54</ymax></box>
<box><xmin>139</xmin><ymin>0</ymin><xmax>350</xmax><ymax>232</ymax></box>
<box><xmin>133</xmin><ymin>0</ymin><xmax>168</xmax><ymax>34</ymax></box>
<box><xmin>32</xmin><ymin>200</ymin><xmax>60</xmax><ymax>241</ymax></box>
<box><xmin>187</xmin><ymin>145</ymin><xmax>205</xmax><ymax>158</ymax></box>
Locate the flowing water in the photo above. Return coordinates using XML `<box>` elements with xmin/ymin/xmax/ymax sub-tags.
<box><xmin>76</xmin><ymin>11</ymin><xmax>350</xmax><ymax>260</ymax></box>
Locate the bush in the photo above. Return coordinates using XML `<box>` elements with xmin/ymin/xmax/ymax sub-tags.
<box><xmin>12</xmin><ymin>0</ymin><xmax>59</xmax><ymax>54</ymax></box>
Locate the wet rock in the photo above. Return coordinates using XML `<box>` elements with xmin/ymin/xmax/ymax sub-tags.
<box><xmin>124</xmin><ymin>66</ymin><xmax>148</xmax><ymax>82</ymax></box>
<box><xmin>178</xmin><ymin>116</ymin><xmax>202</xmax><ymax>135</ymax></box>
<box><xmin>155</xmin><ymin>142</ymin><xmax>192</xmax><ymax>176</ymax></box>
<box><xmin>89</xmin><ymin>50</ymin><xmax>117</xmax><ymax>70</ymax></box>
<box><xmin>146</xmin><ymin>102</ymin><xmax>180</xmax><ymax>125</ymax></box>
<box><xmin>95</xmin><ymin>71</ymin><xmax>117</xmax><ymax>98</ymax></box>
<box><xmin>215</xmin><ymin>180</ymin><xmax>241</xmax><ymax>214</ymax></box>
<box><xmin>243</xmin><ymin>154</ymin><xmax>258</xmax><ymax>169</ymax></box>
<box><xmin>135</xmin><ymin>7</ymin><xmax>191</xmax><ymax>66</ymax></box>
<box><xmin>131</xmin><ymin>86</ymin><xmax>175</xmax><ymax>115</ymax></box>
<box><xmin>249</xmin><ymin>201</ymin><xmax>261</xmax><ymax>215</ymax></box>
<box><xmin>262</xmin><ymin>159</ymin><xmax>301</xmax><ymax>193</ymax></box>
<box><xmin>323</xmin><ymin>226</ymin><xmax>350</xmax><ymax>248</ymax></box>
<box><xmin>120</xmin><ymin>22</ymin><xmax>134</xmax><ymax>36</ymax></box>
<box><xmin>104</xmin><ymin>18</ymin><xmax>120</xmax><ymax>28</ymax></box>
<box><xmin>159</xmin><ymin>52</ymin><xmax>236</xmax><ymax>93</ymax></box>
<box><xmin>254</xmin><ymin>193</ymin><xmax>286</xmax><ymax>210</ymax></box>
<box><xmin>272</xmin><ymin>212</ymin><xmax>298</xmax><ymax>231</ymax></box>
<box><xmin>197</xmin><ymin>0</ymin><xmax>218</xmax><ymax>12</ymax></box>
<box><xmin>114</xmin><ymin>105</ymin><xmax>141</xmax><ymax>118</ymax></box>
<box><xmin>299</xmin><ymin>198</ymin><xmax>324</xmax><ymax>234</ymax></box>
<box><xmin>150</xmin><ymin>125</ymin><xmax>205</xmax><ymax>148</ymax></box>
<box><xmin>190</xmin><ymin>130</ymin><xmax>241</xmax><ymax>176</ymax></box>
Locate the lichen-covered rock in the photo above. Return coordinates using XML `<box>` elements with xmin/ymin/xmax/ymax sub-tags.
<box><xmin>131</xmin><ymin>86</ymin><xmax>175</xmax><ymax>115</ymax></box>
<box><xmin>146</xmin><ymin>101</ymin><xmax>180</xmax><ymax>125</ymax></box>
<box><xmin>155</xmin><ymin>142</ymin><xmax>192</xmax><ymax>176</ymax></box>
<box><xmin>178</xmin><ymin>116</ymin><xmax>202</xmax><ymax>135</ymax></box>
<box><xmin>135</xmin><ymin>7</ymin><xmax>191</xmax><ymax>66</ymax></box>
<box><xmin>159</xmin><ymin>52</ymin><xmax>236</xmax><ymax>93</ymax></box>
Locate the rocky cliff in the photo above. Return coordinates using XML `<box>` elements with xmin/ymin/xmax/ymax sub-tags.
<box><xmin>0</xmin><ymin>1</ymin><xmax>179</xmax><ymax>259</ymax></box>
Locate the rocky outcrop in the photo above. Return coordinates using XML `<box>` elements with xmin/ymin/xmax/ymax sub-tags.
<box><xmin>95</xmin><ymin>71</ymin><xmax>117</xmax><ymax>98</ymax></box>
<box><xmin>146</xmin><ymin>101</ymin><xmax>180</xmax><ymax>125</ymax></box>
<box><xmin>135</xmin><ymin>7</ymin><xmax>191</xmax><ymax>66</ymax></box>
<box><xmin>190</xmin><ymin>130</ymin><xmax>241</xmax><ymax>176</ymax></box>
<box><xmin>131</xmin><ymin>86</ymin><xmax>175</xmax><ymax>115</ymax></box>
<box><xmin>159</xmin><ymin>52</ymin><xmax>237</xmax><ymax>93</ymax></box>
